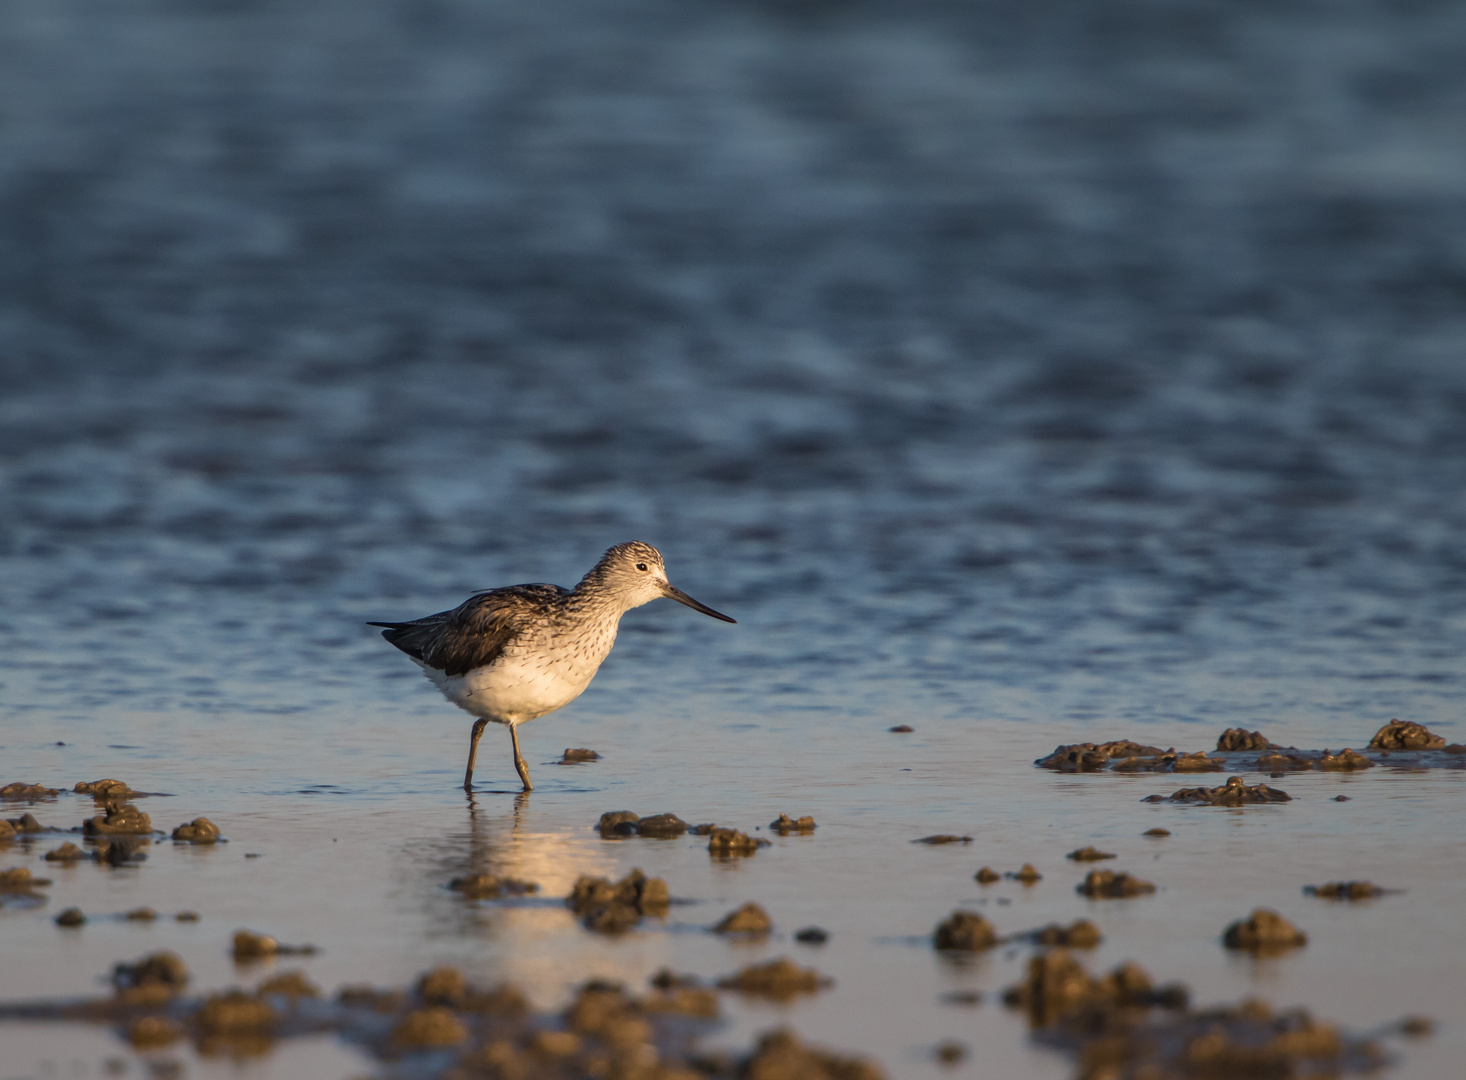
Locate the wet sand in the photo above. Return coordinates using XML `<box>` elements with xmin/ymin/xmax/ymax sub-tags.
<box><xmin>2</xmin><ymin>713</ymin><xmax>1462</xmax><ymax>1078</ymax></box>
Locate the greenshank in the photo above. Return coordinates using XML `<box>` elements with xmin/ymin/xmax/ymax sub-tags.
<box><xmin>369</xmin><ymin>541</ymin><xmax>735</xmax><ymax>791</ymax></box>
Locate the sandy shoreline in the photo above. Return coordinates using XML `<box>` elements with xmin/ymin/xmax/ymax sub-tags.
<box><xmin>3</xmin><ymin>714</ymin><xmax>1461</xmax><ymax>1078</ymax></box>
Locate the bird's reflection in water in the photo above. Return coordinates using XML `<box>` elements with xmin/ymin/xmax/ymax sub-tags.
<box><xmin>450</xmin><ymin>790</ymin><xmax>611</xmax><ymax>900</ymax></box>
<box><xmin>408</xmin><ymin>788</ymin><xmax>666</xmax><ymax>1006</ymax></box>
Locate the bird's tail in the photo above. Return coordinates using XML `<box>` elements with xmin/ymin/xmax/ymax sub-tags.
<box><xmin>367</xmin><ymin>621</ymin><xmax>426</xmax><ymax>661</ymax></box>
<box><xmin>367</xmin><ymin>620</ymin><xmax>408</xmax><ymax>644</ymax></box>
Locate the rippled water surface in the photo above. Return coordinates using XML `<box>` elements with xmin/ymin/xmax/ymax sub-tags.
<box><xmin>2</xmin><ymin>0</ymin><xmax>1465</xmax><ymax>1077</ymax></box>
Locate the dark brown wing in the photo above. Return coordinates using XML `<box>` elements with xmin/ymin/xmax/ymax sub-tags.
<box><xmin>369</xmin><ymin>583</ymin><xmax>569</xmax><ymax>678</ymax></box>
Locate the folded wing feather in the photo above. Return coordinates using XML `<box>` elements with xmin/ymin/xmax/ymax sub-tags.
<box><xmin>369</xmin><ymin>583</ymin><xmax>570</xmax><ymax>678</ymax></box>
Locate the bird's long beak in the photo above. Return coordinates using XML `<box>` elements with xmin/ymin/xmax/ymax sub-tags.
<box><xmin>663</xmin><ymin>584</ymin><xmax>736</xmax><ymax>623</ymax></box>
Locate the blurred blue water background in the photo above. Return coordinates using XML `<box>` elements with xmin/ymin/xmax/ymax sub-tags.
<box><xmin>2</xmin><ymin>0</ymin><xmax>1464</xmax><ymax>739</ymax></box>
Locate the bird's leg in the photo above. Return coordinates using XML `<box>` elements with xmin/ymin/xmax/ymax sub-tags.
<box><xmin>510</xmin><ymin>723</ymin><xmax>533</xmax><ymax>792</ymax></box>
<box><xmin>464</xmin><ymin>718</ymin><xmax>490</xmax><ymax>791</ymax></box>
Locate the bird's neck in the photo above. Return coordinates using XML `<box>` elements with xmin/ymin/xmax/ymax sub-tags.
<box><xmin>568</xmin><ymin>579</ymin><xmax>642</xmax><ymax>619</ymax></box>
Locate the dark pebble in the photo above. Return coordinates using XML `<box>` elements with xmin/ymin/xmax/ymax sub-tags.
<box><xmin>935</xmin><ymin>1040</ymin><xmax>968</xmax><ymax>1066</ymax></box>
<box><xmin>1399</xmin><ymin>1015</ymin><xmax>1435</xmax><ymax>1037</ymax></box>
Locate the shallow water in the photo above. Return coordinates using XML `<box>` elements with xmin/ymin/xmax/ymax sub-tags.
<box><xmin>3</xmin><ymin>0</ymin><xmax>1466</xmax><ymax>1076</ymax></box>
<box><xmin>3</xmin><ymin>719</ymin><xmax>1465</xmax><ymax>1079</ymax></box>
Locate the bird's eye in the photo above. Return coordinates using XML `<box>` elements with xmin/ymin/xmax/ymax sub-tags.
<box><xmin>636</xmin><ymin>562</ymin><xmax>648</xmax><ymax>571</ymax></box>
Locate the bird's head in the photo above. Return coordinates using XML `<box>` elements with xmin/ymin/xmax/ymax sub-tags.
<box><xmin>584</xmin><ymin>541</ymin><xmax>736</xmax><ymax>622</ymax></box>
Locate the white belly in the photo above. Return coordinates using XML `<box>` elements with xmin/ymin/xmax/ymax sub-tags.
<box><xmin>416</xmin><ymin>637</ymin><xmax>611</xmax><ymax>725</ymax></box>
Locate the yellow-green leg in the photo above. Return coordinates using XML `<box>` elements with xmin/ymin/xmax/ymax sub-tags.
<box><xmin>510</xmin><ymin>724</ymin><xmax>533</xmax><ymax>791</ymax></box>
<box><xmin>464</xmin><ymin>718</ymin><xmax>489</xmax><ymax>791</ymax></box>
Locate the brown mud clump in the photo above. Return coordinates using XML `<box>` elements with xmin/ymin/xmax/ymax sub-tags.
<box><xmin>128</xmin><ymin>1015</ymin><xmax>184</xmax><ymax>1048</ymax></box>
<box><xmin>890</xmin><ymin>724</ymin><xmax>914</xmax><ymax>733</ymax></box>
<box><xmin>83</xmin><ymin>804</ymin><xmax>154</xmax><ymax>836</ymax></box>
<box><xmin>93</xmin><ymin>836</ymin><xmax>149</xmax><ymax>866</ymax></box>
<box><xmin>200</xmin><ymin>989</ymin><xmax>274</xmax><ymax>1033</ymax></box>
<box><xmin>713</xmin><ymin>901</ymin><xmax>773</xmax><ymax>936</ymax></box>
<box><xmin>1398</xmin><ymin>1015</ymin><xmax>1435</xmax><ymax>1037</ymax></box>
<box><xmin>1001</xmin><ymin>950</ymin><xmax>1382</xmax><ymax>1077</ymax></box>
<box><xmin>641</xmin><ymin>979</ymin><xmax>719</xmax><ymax>1020</ymax></box>
<box><xmin>597</xmin><ymin>810</ymin><xmax>690</xmax><ymax>837</ymax></box>
<box><xmin>597</xmin><ymin>810</ymin><xmax>640</xmax><ymax>836</ymax></box>
<box><xmin>1143</xmin><ymin>828</ymin><xmax>1171</xmax><ymax>837</ymax></box>
<box><xmin>126</xmin><ymin>907</ymin><xmax>157</xmax><ymax>921</ymax></box>
<box><xmin>1</xmin><ymin>866</ymin><xmax>52</xmax><ymax>891</ymax></box>
<box><xmin>1035</xmin><ymin>740</ymin><xmax>1166</xmax><ymax>772</ymax></box>
<box><xmin>934</xmin><ymin>910</ymin><xmax>997</xmax><ymax>951</ymax></box>
<box><xmin>716</xmin><ymin>957</ymin><xmax>831</xmax><ymax>1000</ymax></box>
<box><xmin>1368</xmin><ymin>718</ymin><xmax>1445</xmax><ymax>751</ymax></box>
<box><xmin>1147</xmin><ymin>775</ymin><xmax>1290</xmax><ymax>805</ymax></box>
<box><xmin>449</xmin><ymin>872</ymin><xmax>538</xmax><ymax>898</ymax></box>
<box><xmin>231</xmin><ymin>930</ymin><xmax>317</xmax><ymax>960</ymax></box>
<box><xmin>1169</xmin><ymin>750</ymin><xmax>1226</xmax><ymax>772</ymax></box>
<box><xmin>171</xmin><ymin>818</ymin><xmax>222</xmax><ymax>844</ymax></box>
<box><xmin>769</xmin><ymin>813</ymin><xmax>816</xmax><ymax>834</ymax></box>
<box><xmin>1067</xmin><ymin>846</ymin><xmax>1116</xmax><ymax>861</ymax></box>
<box><xmin>55</xmin><ymin>907</ymin><xmax>85</xmax><ymax>926</ymax></box>
<box><xmin>1319</xmin><ymin>748</ymin><xmax>1374</xmax><ymax>771</ymax></box>
<box><xmin>0</xmin><ymin>820</ymin><xmax>14</xmax><ymax>843</ymax></box>
<box><xmin>914</xmin><ymin>834</ymin><xmax>972</xmax><ymax>845</ymax></box>
<box><xmin>75</xmin><ymin>779</ymin><xmax>150</xmax><ymax>801</ymax></box>
<box><xmin>567</xmin><ymin>869</ymin><xmax>670</xmax><ymax>932</ymax></box>
<box><xmin>232</xmin><ymin>930</ymin><xmax>279</xmax><ymax>960</ymax></box>
<box><xmin>1107</xmin><ymin>749</ymin><xmax>1222</xmax><ymax>773</ymax></box>
<box><xmin>114</xmin><ymin>951</ymin><xmax>190</xmax><ymax>1004</ymax></box>
<box><xmin>559</xmin><ymin>747</ymin><xmax>601</xmax><ymax>762</ymax></box>
<box><xmin>1032</xmin><ymin>919</ymin><xmax>1103</xmax><ymax>948</ymax></box>
<box><xmin>258</xmin><ymin>967</ymin><xmax>321</xmax><ymax>1002</ymax></box>
<box><xmin>1223</xmin><ymin>908</ymin><xmax>1308</xmax><ymax>953</ymax></box>
<box><xmin>1255</xmin><ymin>751</ymin><xmax>1315</xmax><ymax>772</ymax></box>
<box><xmin>5</xmin><ymin>812</ymin><xmax>44</xmax><ymax>833</ymax></box>
<box><xmin>0</xmin><ymin>959</ymin><xmax>885</xmax><ymax>1080</ymax></box>
<box><xmin>740</xmin><ymin>1028</ymin><xmax>886</xmax><ymax>1080</ymax></box>
<box><xmin>635</xmin><ymin>812</ymin><xmax>688</xmax><ymax>838</ymax></box>
<box><xmin>1306</xmin><ymin>881</ymin><xmax>1388</xmax><ymax>900</ymax></box>
<box><xmin>392</xmin><ymin>1006</ymin><xmax>467</xmax><ymax>1048</ymax></box>
<box><xmin>1002</xmin><ymin>949</ymin><xmax>1188</xmax><ymax>1025</ymax></box>
<box><xmin>412</xmin><ymin>966</ymin><xmax>528</xmax><ymax>1014</ymax></box>
<box><xmin>707</xmin><ymin>828</ymin><xmax>768</xmax><ymax>856</ymax></box>
<box><xmin>1008</xmin><ymin>864</ymin><xmax>1042</xmax><ymax>883</ymax></box>
<box><xmin>1</xmin><ymin>781</ymin><xmax>61</xmax><ymax>800</ymax></box>
<box><xmin>934</xmin><ymin>1039</ymin><xmax>967</xmax><ymax>1066</ymax></box>
<box><xmin>1046</xmin><ymin>730</ymin><xmax>1463</xmax><ymax>774</ymax></box>
<box><xmin>416</xmin><ymin>967</ymin><xmax>467</xmax><ymax>1006</ymax></box>
<box><xmin>1216</xmin><ymin>728</ymin><xmax>1276</xmax><ymax>751</ymax></box>
<box><xmin>975</xmin><ymin>866</ymin><xmax>1001</xmax><ymax>884</ymax></box>
<box><xmin>44</xmin><ymin>842</ymin><xmax>89</xmax><ymax>862</ymax></box>
<box><xmin>1078</xmin><ymin>869</ymin><xmax>1156</xmax><ymax>898</ymax></box>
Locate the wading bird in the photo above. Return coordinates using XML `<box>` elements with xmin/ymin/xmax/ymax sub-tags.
<box><xmin>369</xmin><ymin>541</ymin><xmax>735</xmax><ymax>791</ymax></box>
